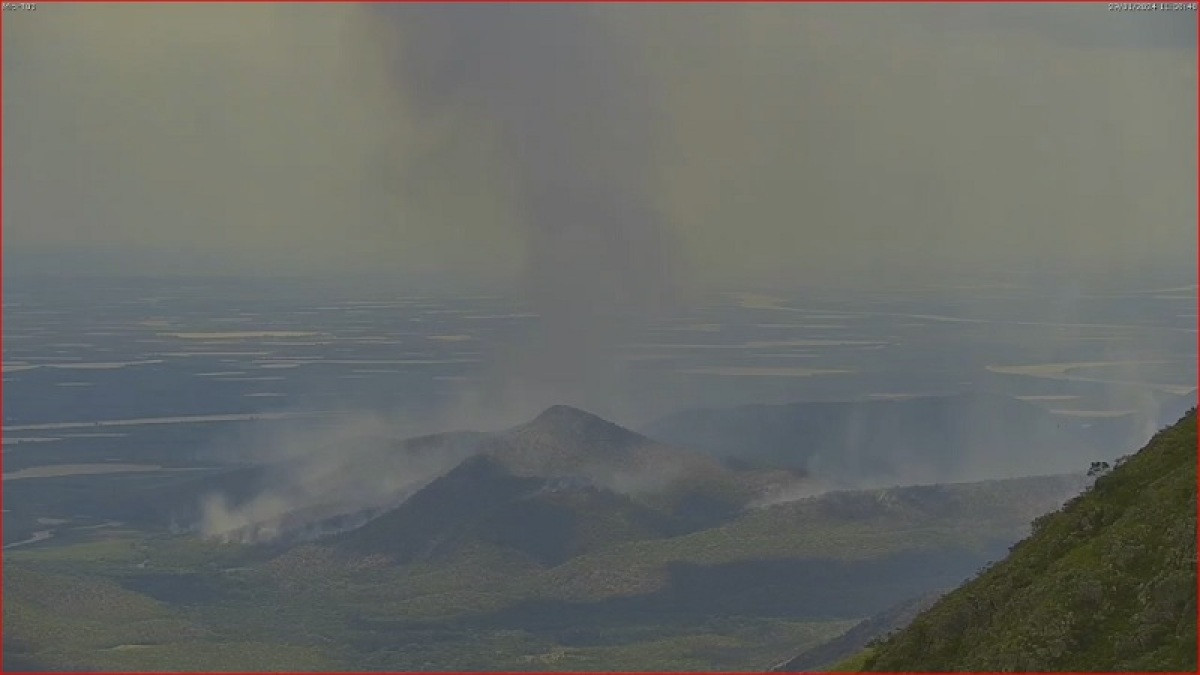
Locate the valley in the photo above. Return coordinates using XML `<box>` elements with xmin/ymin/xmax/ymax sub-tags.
<box><xmin>3</xmin><ymin>279</ymin><xmax>1194</xmax><ymax>671</ymax></box>
<box><xmin>5</xmin><ymin>404</ymin><xmax>1094</xmax><ymax>671</ymax></box>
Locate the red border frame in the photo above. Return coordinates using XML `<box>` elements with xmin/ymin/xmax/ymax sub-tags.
<box><xmin>0</xmin><ymin>3</ymin><xmax>1195</xmax><ymax>675</ymax></box>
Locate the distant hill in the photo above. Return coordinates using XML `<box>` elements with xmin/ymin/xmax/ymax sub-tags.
<box><xmin>332</xmin><ymin>406</ymin><xmax>805</xmax><ymax>566</ymax></box>
<box><xmin>482</xmin><ymin>405</ymin><xmax>752</xmax><ymax>494</ymax></box>
<box><xmin>641</xmin><ymin>392</ymin><xmax>1171</xmax><ymax>486</ymax></box>
<box><xmin>852</xmin><ymin>409</ymin><xmax>1197</xmax><ymax>671</ymax></box>
<box><xmin>122</xmin><ymin>430</ymin><xmax>489</xmax><ymax>539</ymax></box>
<box><xmin>482</xmin><ymin>405</ymin><xmax>804</xmax><ymax>515</ymax></box>
<box><xmin>333</xmin><ymin>454</ymin><xmax>682</xmax><ymax>566</ymax></box>
<box><xmin>288</xmin><ymin>406</ymin><xmax>1087</xmax><ymax>625</ymax></box>
<box><xmin>321</xmin><ymin>455</ymin><xmax>1085</xmax><ymax>622</ymax></box>
<box><xmin>148</xmin><ymin>406</ymin><xmax>804</xmax><ymax>545</ymax></box>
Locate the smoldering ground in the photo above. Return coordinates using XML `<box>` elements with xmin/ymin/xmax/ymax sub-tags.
<box><xmin>197</xmin><ymin>412</ymin><xmax>487</xmax><ymax>541</ymax></box>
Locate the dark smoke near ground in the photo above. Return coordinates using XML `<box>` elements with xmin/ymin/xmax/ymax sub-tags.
<box><xmin>379</xmin><ymin>5</ymin><xmax>676</xmax><ymax>420</ymax></box>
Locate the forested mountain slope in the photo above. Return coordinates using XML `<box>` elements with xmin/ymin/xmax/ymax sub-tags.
<box><xmin>856</xmin><ymin>410</ymin><xmax>1197</xmax><ymax>672</ymax></box>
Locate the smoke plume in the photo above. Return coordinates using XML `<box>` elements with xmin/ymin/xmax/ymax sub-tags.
<box><xmin>198</xmin><ymin>413</ymin><xmax>483</xmax><ymax>542</ymax></box>
<box><xmin>379</xmin><ymin>5</ymin><xmax>676</xmax><ymax>419</ymax></box>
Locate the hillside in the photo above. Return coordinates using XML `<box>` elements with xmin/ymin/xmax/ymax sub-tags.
<box><xmin>333</xmin><ymin>454</ymin><xmax>678</xmax><ymax>566</ymax></box>
<box><xmin>773</xmin><ymin>591</ymin><xmax>944</xmax><ymax>671</ymax></box>
<box><xmin>854</xmin><ymin>409</ymin><xmax>1197</xmax><ymax>671</ymax></box>
<box><xmin>483</xmin><ymin>405</ymin><xmax>798</xmax><ymax>507</ymax></box>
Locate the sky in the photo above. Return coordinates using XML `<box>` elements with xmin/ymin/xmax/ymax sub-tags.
<box><xmin>3</xmin><ymin>3</ymin><xmax>1196</xmax><ymax>292</ymax></box>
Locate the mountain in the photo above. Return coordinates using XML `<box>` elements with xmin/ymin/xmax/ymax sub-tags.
<box><xmin>305</xmin><ymin>406</ymin><xmax>1087</xmax><ymax>622</ymax></box>
<box><xmin>483</xmin><ymin>405</ymin><xmax>736</xmax><ymax>488</ymax></box>
<box><xmin>325</xmin><ymin>460</ymin><xmax>1085</xmax><ymax>614</ymax></box>
<box><xmin>332</xmin><ymin>454</ymin><xmax>681</xmax><ymax>566</ymax></box>
<box><xmin>332</xmin><ymin>406</ymin><xmax>804</xmax><ymax>566</ymax></box>
<box><xmin>110</xmin><ymin>429</ymin><xmax>490</xmax><ymax>538</ymax></box>
<box><xmin>850</xmin><ymin>409</ymin><xmax>1197</xmax><ymax>671</ymax></box>
<box><xmin>152</xmin><ymin>406</ymin><xmax>804</xmax><ymax>546</ymax></box>
<box><xmin>4</xmin><ymin>402</ymin><xmax>1096</xmax><ymax>672</ymax></box>
<box><xmin>4</xmin><ymin>403</ymin><xmax>1114</xmax><ymax>671</ymax></box>
<box><xmin>641</xmin><ymin>392</ymin><xmax>1159</xmax><ymax>485</ymax></box>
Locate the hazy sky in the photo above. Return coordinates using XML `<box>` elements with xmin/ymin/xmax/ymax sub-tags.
<box><xmin>3</xmin><ymin>3</ymin><xmax>1195</xmax><ymax>290</ymax></box>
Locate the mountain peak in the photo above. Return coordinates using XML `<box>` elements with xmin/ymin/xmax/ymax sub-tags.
<box><xmin>518</xmin><ymin>401</ymin><xmax>643</xmax><ymax>444</ymax></box>
<box><xmin>531</xmin><ymin>404</ymin><xmax>610</xmax><ymax>427</ymax></box>
<box><xmin>504</xmin><ymin>404</ymin><xmax>649</xmax><ymax>457</ymax></box>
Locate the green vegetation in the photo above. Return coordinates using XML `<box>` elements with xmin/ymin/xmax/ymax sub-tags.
<box><xmin>3</xmin><ymin>470</ymin><xmax>1082</xmax><ymax>671</ymax></box>
<box><xmin>828</xmin><ymin>648</ymin><xmax>875</xmax><ymax>672</ymax></box>
<box><xmin>3</xmin><ymin>405</ymin><xmax>1122</xmax><ymax>672</ymax></box>
<box><xmin>856</xmin><ymin>410</ymin><xmax>1197</xmax><ymax>672</ymax></box>
<box><xmin>5</xmin><ymin>545</ymin><xmax>852</xmax><ymax>671</ymax></box>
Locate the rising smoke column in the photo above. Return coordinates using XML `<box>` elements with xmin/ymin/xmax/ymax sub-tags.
<box><xmin>380</xmin><ymin>5</ymin><xmax>675</xmax><ymax>418</ymax></box>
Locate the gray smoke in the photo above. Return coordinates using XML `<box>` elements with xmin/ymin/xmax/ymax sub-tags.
<box><xmin>198</xmin><ymin>412</ymin><xmax>483</xmax><ymax>542</ymax></box>
<box><xmin>380</xmin><ymin>5</ymin><xmax>675</xmax><ymax>419</ymax></box>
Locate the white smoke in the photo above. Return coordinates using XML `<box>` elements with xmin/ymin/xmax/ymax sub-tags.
<box><xmin>198</xmin><ymin>412</ymin><xmax>483</xmax><ymax>542</ymax></box>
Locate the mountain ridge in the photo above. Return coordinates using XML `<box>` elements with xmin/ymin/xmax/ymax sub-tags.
<box><xmin>640</xmin><ymin>392</ymin><xmax>1181</xmax><ymax>485</ymax></box>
